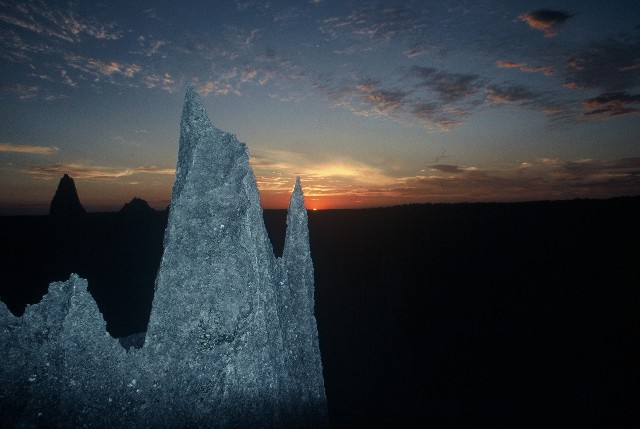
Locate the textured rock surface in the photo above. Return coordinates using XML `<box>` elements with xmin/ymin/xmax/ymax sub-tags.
<box><xmin>49</xmin><ymin>174</ymin><xmax>85</xmax><ymax>217</ymax></box>
<box><xmin>0</xmin><ymin>86</ymin><xmax>327</xmax><ymax>427</ymax></box>
<box><xmin>277</xmin><ymin>178</ymin><xmax>328</xmax><ymax>425</ymax></box>
<box><xmin>0</xmin><ymin>275</ymin><xmax>138</xmax><ymax>427</ymax></box>
<box><xmin>145</xmin><ymin>85</ymin><xmax>305</xmax><ymax>426</ymax></box>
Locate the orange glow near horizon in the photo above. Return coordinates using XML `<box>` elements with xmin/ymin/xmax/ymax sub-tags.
<box><xmin>259</xmin><ymin>190</ymin><xmax>417</xmax><ymax>210</ymax></box>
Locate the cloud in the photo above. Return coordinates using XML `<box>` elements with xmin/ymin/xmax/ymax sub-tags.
<box><xmin>198</xmin><ymin>82</ymin><xmax>215</xmax><ymax>96</ymax></box>
<box><xmin>142</xmin><ymin>72</ymin><xmax>180</xmax><ymax>93</ymax></box>
<box><xmin>564</xmin><ymin>34</ymin><xmax>640</xmax><ymax>92</ymax></box>
<box><xmin>254</xmin><ymin>154</ymin><xmax>640</xmax><ymax>206</ymax></box>
<box><xmin>485</xmin><ymin>84</ymin><xmax>573</xmax><ymax>121</ymax></box>
<box><xmin>132</xmin><ymin>166</ymin><xmax>176</xmax><ymax>175</ymax></box>
<box><xmin>0</xmin><ymin>142</ymin><xmax>59</xmax><ymax>154</ymax></box>
<box><xmin>132</xmin><ymin>37</ymin><xmax>168</xmax><ymax>58</ymax></box>
<box><xmin>403</xmin><ymin>43</ymin><xmax>429</xmax><ymax>58</ymax></box>
<box><xmin>65</xmin><ymin>55</ymin><xmax>142</xmax><ymax>80</ymax></box>
<box><xmin>23</xmin><ymin>163</ymin><xmax>174</xmax><ymax>180</ymax></box>
<box><xmin>0</xmin><ymin>2</ymin><xmax>121</xmax><ymax>43</ymax></box>
<box><xmin>497</xmin><ymin>61</ymin><xmax>554</xmax><ymax>76</ymax></box>
<box><xmin>581</xmin><ymin>92</ymin><xmax>640</xmax><ymax>117</ymax></box>
<box><xmin>389</xmin><ymin>157</ymin><xmax>640</xmax><ymax>203</ymax></box>
<box><xmin>320</xmin><ymin>1</ymin><xmax>429</xmax><ymax>44</ymax></box>
<box><xmin>0</xmin><ymin>27</ymin><xmax>57</xmax><ymax>62</ymax></box>
<box><xmin>409</xmin><ymin>66</ymin><xmax>485</xmax><ymax>103</ymax></box>
<box><xmin>316</xmin><ymin>66</ymin><xmax>490</xmax><ymax>130</ymax></box>
<box><xmin>620</xmin><ymin>61</ymin><xmax>640</xmax><ymax>72</ymax></box>
<box><xmin>519</xmin><ymin>9</ymin><xmax>572</xmax><ymax>37</ymax></box>
<box><xmin>428</xmin><ymin>164</ymin><xmax>472</xmax><ymax>174</ymax></box>
<box><xmin>553</xmin><ymin>158</ymin><xmax>640</xmax><ymax>193</ymax></box>
<box><xmin>485</xmin><ymin>85</ymin><xmax>536</xmax><ymax>104</ymax></box>
<box><xmin>356</xmin><ymin>82</ymin><xmax>409</xmax><ymax>115</ymax></box>
<box><xmin>250</xmin><ymin>148</ymin><xmax>397</xmax><ymax>193</ymax></box>
<box><xmin>3</xmin><ymin>83</ymin><xmax>39</xmax><ymax>99</ymax></box>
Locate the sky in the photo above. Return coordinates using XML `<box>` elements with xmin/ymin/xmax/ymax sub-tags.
<box><xmin>0</xmin><ymin>0</ymin><xmax>639</xmax><ymax>213</ymax></box>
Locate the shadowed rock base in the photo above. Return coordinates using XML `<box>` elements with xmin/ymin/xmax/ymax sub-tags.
<box><xmin>0</xmin><ymin>86</ymin><xmax>327</xmax><ymax>428</ymax></box>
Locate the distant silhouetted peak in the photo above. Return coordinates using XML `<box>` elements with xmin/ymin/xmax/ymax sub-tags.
<box><xmin>120</xmin><ymin>197</ymin><xmax>155</xmax><ymax>215</ymax></box>
<box><xmin>49</xmin><ymin>174</ymin><xmax>85</xmax><ymax>217</ymax></box>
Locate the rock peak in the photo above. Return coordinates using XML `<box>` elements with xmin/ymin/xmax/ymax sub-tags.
<box><xmin>289</xmin><ymin>176</ymin><xmax>305</xmax><ymax>210</ymax></box>
<box><xmin>2</xmin><ymin>87</ymin><xmax>327</xmax><ymax>427</ymax></box>
<box><xmin>182</xmin><ymin>84</ymin><xmax>207</xmax><ymax>124</ymax></box>
<box><xmin>120</xmin><ymin>197</ymin><xmax>154</xmax><ymax>215</ymax></box>
<box><xmin>49</xmin><ymin>174</ymin><xmax>85</xmax><ymax>217</ymax></box>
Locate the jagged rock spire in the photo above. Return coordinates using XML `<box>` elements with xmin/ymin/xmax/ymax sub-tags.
<box><xmin>49</xmin><ymin>174</ymin><xmax>85</xmax><ymax>217</ymax></box>
<box><xmin>0</xmin><ymin>87</ymin><xmax>327</xmax><ymax>428</ymax></box>
<box><xmin>280</xmin><ymin>177</ymin><xmax>328</xmax><ymax>425</ymax></box>
<box><xmin>173</xmin><ymin>84</ymin><xmax>211</xmax><ymax>199</ymax></box>
<box><xmin>145</xmin><ymin>85</ymin><xmax>293</xmax><ymax>426</ymax></box>
<box><xmin>283</xmin><ymin>177</ymin><xmax>310</xmax><ymax>263</ymax></box>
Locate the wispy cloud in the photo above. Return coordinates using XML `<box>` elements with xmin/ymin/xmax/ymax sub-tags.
<box><xmin>250</xmin><ymin>148</ymin><xmax>397</xmax><ymax>194</ymax></box>
<box><xmin>409</xmin><ymin>66</ymin><xmax>485</xmax><ymax>103</ymax></box>
<box><xmin>564</xmin><ymin>33</ymin><xmax>640</xmax><ymax>92</ymax></box>
<box><xmin>142</xmin><ymin>72</ymin><xmax>180</xmax><ymax>92</ymax></box>
<box><xmin>2</xmin><ymin>83</ymin><xmax>39</xmax><ymax>99</ymax></box>
<box><xmin>23</xmin><ymin>163</ymin><xmax>174</xmax><ymax>180</ymax></box>
<box><xmin>132</xmin><ymin>36</ymin><xmax>169</xmax><ymax>58</ymax></box>
<box><xmin>519</xmin><ymin>9</ymin><xmax>573</xmax><ymax>38</ymax></box>
<box><xmin>497</xmin><ymin>60</ymin><xmax>553</xmax><ymax>76</ymax></box>
<box><xmin>403</xmin><ymin>43</ymin><xmax>429</xmax><ymax>58</ymax></box>
<box><xmin>0</xmin><ymin>142</ymin><xmax>59</xmax><ymax>154</ymax></box>
<box><xmin>65</xmin><ymin>55</ymin><xmax>142</xmax><ymax>81</ymax></box>
<box><xmin>315</xmin><ymin>65</ymin><xmax>491</xmax><ymax>130</ymax></box>
<box><xmin>260</xmin><ymin>155</ymin><xmax>640</xmax><ymax>207</ymax></box>
<box><xmin>428</xmin><ymin>164</ymin><xmax>477</xmax><ymax>174</ymax></box>
<box><xmin>0</xmin><ymin>2</ymin><xmax>121</xmax><ymax>43</ymax></box>
<box><xmin>320</xmin><ymin>1</ymin><xmax>428</xmax><ymax>43</ymax></box>
<box><xmin>485</xmin><ymin>84</ymin><xmax>537</xmax><ymax>104</ymax></box>
<box><xmin>581</xmin><ymin>92</ymin><xmax>640</xmax><ymax>117</ymax></box>
<box><xmin>376</xmin><ymin>157</ymin><xmax>640</xmax><ymax>204</ymax></box>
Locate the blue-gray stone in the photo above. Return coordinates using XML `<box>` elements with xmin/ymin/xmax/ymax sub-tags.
<box><xmin>0</xmin><ymin>86</ymin><xmax>327</xmax><ymax>428</ymax></box>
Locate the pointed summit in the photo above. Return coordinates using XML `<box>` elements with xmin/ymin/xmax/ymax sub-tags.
<box><xmin>283</xmin><ymin>176</ymin><xmax>310</xmax><ymax>261</ymax></box>
<box><xmin>49</xmin><ymin>174</ymin><xmax>85</xmax><ymax>217</ymax></box>
<box><xmin>182</xmin><ymin>84</ymin><xmax>207</xmax><ymax>121</ymax></box>
<box><xmin>1</xmin><ymin>86</ymin><xmax>328</xmax><ymax>427</ymax></box>
<box><xmin>119</xmin><ymin>197</ymin><xmax>155</xmax><ymax>216</ymax></box>
<box><xmin>280</xmin><ymin>177</ymin><xmax>328</xmax><ymax>425</ymax></box>
<box><xmin>146</xmin><ymin>85</ymin><xmax>293</xmax><ymax>425</ymax></box>
<box><xmin>291</xmin><ymin>176</ymin><xmax>304</xmax><ymax>208</ymax></box>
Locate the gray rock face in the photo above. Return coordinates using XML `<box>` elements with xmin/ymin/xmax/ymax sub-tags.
<box><xmin>277</xmin><ymin>178</ymin><xmax>328</xmax><ymax>425</ymax></box>
<box><xmin>49</xmin><ymin>174</ymin><xmax>85</xmax><ymax>217</ymax></box>
<box><xmin>0</xmin><ymin>275</ymin><xmax>136</xmax><ymax>427</ymax></box>
<box><xmin>0</xmin><ymin>86</ymin><xmax>327</xmax><ymax>428</ymax></box>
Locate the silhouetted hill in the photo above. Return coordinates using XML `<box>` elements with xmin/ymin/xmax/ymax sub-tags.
<box><xmin>1</xmin><ymin>196</ymin><xmax>639</xmax><ymax>428</ymax></box>
<box><xmin>49</xmin><ymin>174</ymin><xmax>85</xmax><ymax>217</ymax></box>
<box><xmin>119</xmin><ymin>197</ymin><xmax>156</xmax><ymax>216</ymax></box>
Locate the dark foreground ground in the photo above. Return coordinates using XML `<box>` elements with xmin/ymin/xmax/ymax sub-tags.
<box><xmin>1</xmin><ymin>197</ymin><xmax>639</xmax><ymax>428</ymax></box>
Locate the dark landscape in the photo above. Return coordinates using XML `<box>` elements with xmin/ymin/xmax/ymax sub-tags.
<box><xmin>1</xmin><ymin>196</ymin><xmax>639</xmax><ymax>428</ymax></box>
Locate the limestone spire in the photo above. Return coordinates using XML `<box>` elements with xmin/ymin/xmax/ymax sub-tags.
<box><xmin>283</xmin><ymin>176</ymin><xmax>310</xmax><ymax>262</ymax></box>
<box><xmin>281</xmin><ymin>177</ymin><xmax>328</xmax><ymax>425</ymax></box>
<box><xmin>145</xmin><ymin>84</ymin><xmax>287</xmax><ymax>425</ymax></box>
<box><xmin>0</xmin><ymin>87</ymin><xmax>328</xmax><ymax>428</ymax></box>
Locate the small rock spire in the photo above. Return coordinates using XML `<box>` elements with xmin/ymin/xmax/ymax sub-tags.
<box><xmin>49</xmin><ymin>174</ymin><xmax>85</xmax><ymax>217</ymax></box>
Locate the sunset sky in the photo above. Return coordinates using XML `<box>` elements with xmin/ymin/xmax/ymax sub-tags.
<box><xmin>1</xmin><ymin>0</ymin><xmax>639</xmax><ymax>213</ymax></box>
